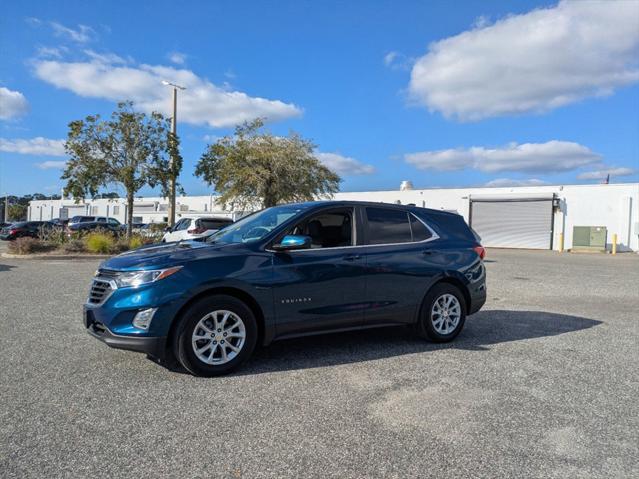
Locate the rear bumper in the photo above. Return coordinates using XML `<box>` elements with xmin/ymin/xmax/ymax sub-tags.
<box><xmin>84</xmin><ymin>309</ymin><xmax>167</xmax><ymax>358</ymax></box>
<box><xmin>468</xmin><ymin>288</ymin><xmax>486</xmax><ymax>315</ymax></box>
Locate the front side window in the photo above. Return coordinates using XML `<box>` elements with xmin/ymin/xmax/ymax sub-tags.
<box><xmin>207</xmin><ymin>204</ymin><xmax>311</xmax><ymax>245</ymax></box>
<box><xmin>288</xmin><ymin>209</ymin><xmax>353</xmax><ymax>248</ymax></box>
<box><xmin>177</xmin><ymin>219</ymin><xmax>192</xmax><ymax>231</ymax></box>
<box><xmin>366</xmin><ymin>207</ymin><xmax>412</xmax><ymax>245</ymax></box>
<box><xmin>108</xmin><ymin>218</ymin><xmax>120</xmax><ymax>225</ymax></box>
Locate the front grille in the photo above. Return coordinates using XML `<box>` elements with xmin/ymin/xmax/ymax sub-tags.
<box><xmin>88</xmin><ymin>279</ymin><xmax>113</xmax><ymax>304</ymax></box>
<box><xmin>87</xmin><ymin>269</ymin><xmax>119</xmax><ymax>305</ymax></box>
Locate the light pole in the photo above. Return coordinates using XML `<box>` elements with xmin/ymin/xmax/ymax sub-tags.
<box><xmin>162</xmin><ymin>80</ymin><xmax>186</xmax><ymax>227</ymax></box>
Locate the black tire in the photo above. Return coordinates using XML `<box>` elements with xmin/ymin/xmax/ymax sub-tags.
<box><xmin>174</xmin><ymin>295</ymin><xmax>257</xmax><ymax>377</ymax></box>
<box><xmin>416</xmin><ymin>283</ymin><xmax>467</xmax><ymax>342</ymax></box>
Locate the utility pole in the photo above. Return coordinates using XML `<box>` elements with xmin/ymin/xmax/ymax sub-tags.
<box><xmin>162</xmin><ymin>80</ymin><xmax>186</xmax><ymax>227</ymax></box>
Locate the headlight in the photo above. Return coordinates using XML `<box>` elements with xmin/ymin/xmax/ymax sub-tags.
<box><xmin>112</xmin><ymin>266</ymin><xmax>182</xmax><ymax>288</ymax></box>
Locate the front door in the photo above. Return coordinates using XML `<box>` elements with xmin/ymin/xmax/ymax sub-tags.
<box><xmin>270</xmin><ymin>207</ymin><xmax>368</xmax><ymax>338</ymax></box>
<box><xmin>165</xmin><ymin>218</ymin><xmax>191</xmax><ymax>242</ymax></box>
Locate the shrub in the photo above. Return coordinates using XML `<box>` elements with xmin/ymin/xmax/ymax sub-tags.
<box><xmin>129</xmin><ymin>235</ymin><xmax>144</xmax><ymax>250</ymax></box>
<box><xmin>85</xmin><ymin>232</ymin><xmax>116</xmax><ymax>254</ymax></box>
<box><xmin>62</xmin><ymin>239</ymin><xmax>87</xmax><ymax>253</ymax></box>
<box><xmin>8</xmin><ymin>237</ymin><xmax>49</xmax><ymax>255</ymax></box>
<box><xmin>112</xmin><ymin>238</ymin><xmax>130</xmax><ymax>254</ymax></box>
<box><xmin>37</xmin><ymin>226</ymin><xmax>67</xmax><ymax>245</ymax></box>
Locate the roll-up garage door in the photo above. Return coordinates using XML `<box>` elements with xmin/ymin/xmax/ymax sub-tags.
<box><xmin>470</xmin><ymin>198</ymin><xmax>554</xmax><ymax>249</ymax></box>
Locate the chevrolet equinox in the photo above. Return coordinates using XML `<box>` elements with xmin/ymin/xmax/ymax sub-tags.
<box><xmin>84</xmin><ymin>201</ymin><xmax>486</xmax><ymax>376</ymax></box>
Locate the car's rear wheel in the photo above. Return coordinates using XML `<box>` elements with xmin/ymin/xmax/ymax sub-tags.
<box><xmin>417</xmin><ymin>283</ymin><xmax>466</xmax><ymax>342</ymax></box>
<box><xmin>175</xmin><ymin>295</ymin><xmax>257</xmax><ymax>376</ymax></box>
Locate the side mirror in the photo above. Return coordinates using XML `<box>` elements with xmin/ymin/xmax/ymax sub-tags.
<box><xmin>272</xmin><ymin>235</ymin><xmax>312</xmax><ymax>251</ymax></box>
<box><xmin>165</xmin><ymin>226</ymin><xmax>172</xmax><ymax>232</ymax></box>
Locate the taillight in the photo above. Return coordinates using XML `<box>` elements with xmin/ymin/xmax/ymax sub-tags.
<box><xmin>188</xmin><ymin>227</ymin><xmax>206</xmax><ymax>234</ymax></box>
<box><xmin>473</xmin><ymin>245</ymin><xmax>486</xmax><ymax>260</ymax></box>
<box><xmin>9</xmin><ymin>229</ymin><xmax>18</xmax><ymax>235</ymax></box>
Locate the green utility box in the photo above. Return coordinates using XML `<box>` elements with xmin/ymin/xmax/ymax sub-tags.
<box><xmin>572</xmin><ymin>226</ymin><xmax>607</xmax><ymax>252</ymax></box>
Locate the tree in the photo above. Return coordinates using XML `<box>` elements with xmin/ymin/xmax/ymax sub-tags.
<box><xmin>62</xmin><ymin>101</ymin><xmax>177</xmax><ymax>237</ymax></box>
<box><xmin>7</xmin><ymin>204</ymin><xmax>27</xmax><ymax>221</ymax></box>
<box><xmin>195</xmin><ymin>119</ymin><xmax>340</xmax><ymax>210</ymax></box>
<box><xmin>93</xmin><ymin>192</ymin><xmax>120</xmax><ymax>199</ymax></box>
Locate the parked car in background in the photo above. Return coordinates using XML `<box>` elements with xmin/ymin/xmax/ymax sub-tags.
<box><xmin>0</xmin><ymin>221</ymin><xmax>57</xmax><ymax>240</ymax></box>
<box><xmin>129</xmin><ymin>222</ymin><xmax>147</xmax><ymax>231</ymax></box>
<box><xmin>50</xmin><ymin>218</ymin><xmax>69</xmax><ymax>228</ymax></box>
<box><xmin>161</xmin><ymin>216</ymin><xmax>233</xmax><ymax>242</ymax></box>
<box><xmin>67</xmin><ymin>217</ymin><xmax>122</xmax><ymax>236</ymax></box>
<box><xmin>84</xmin><ymin>201</ymin><xmax>486</xmax><ymax>376</ymax></box>
<box><xmin>69</xmin><ymin>216</ymin><xmax>123</xmax><ymax>226</ymax></box>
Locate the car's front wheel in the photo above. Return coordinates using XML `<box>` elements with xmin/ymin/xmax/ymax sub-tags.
<box><xmin>417</xmin><ymin>283</ymin><xmax>466</xmax><ymax>342</ymax></box>
<box><xmin>174</xmin><ymin>295</ymin><xmax>257</xmax><ymax>376</ymax></box>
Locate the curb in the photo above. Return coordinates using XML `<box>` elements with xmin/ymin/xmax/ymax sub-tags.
<box><xmin>1</xmin><ymin>252</ymin><xmax>110</xmax><ymax>260</ymax></box>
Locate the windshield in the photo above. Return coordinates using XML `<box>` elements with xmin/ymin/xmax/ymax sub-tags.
<box><xmin>206</xmin><ymin>204</ymin><xmax>309</xmax><ymax>244</ymax></box>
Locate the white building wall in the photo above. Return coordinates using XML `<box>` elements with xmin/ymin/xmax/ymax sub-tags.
<box><xmin>28</xmin><ymin>183</ymin><xmax>639</xmax><ymax>251</ymax></box>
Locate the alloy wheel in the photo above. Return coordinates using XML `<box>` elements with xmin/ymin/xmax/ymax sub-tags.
<box><xmin>191</xmin><ymin>310</ymin><xmax>246</xmax><ymax>365</ymax></box>
<box><xmin>431</xmin><ymin>293</ymin><xmax>461</xmax><ymax>335</ymax></box>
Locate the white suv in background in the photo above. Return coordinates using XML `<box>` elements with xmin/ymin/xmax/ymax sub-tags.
<box><xmin>161</xmin><ymin>216</ymin><xmax>233</xmax><ymax>243</ymax></box>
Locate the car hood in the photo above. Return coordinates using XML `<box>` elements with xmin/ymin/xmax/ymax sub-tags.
<box><xmin>99</xmin><ymin>240</ymin><xmax>248</xmax><ymax>271</ymax></box>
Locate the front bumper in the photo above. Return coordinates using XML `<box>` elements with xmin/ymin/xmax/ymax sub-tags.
<box><xmin>84</xmin><ymin>308</ymin><xmax>167</xmax><ymax>358</ymax></box>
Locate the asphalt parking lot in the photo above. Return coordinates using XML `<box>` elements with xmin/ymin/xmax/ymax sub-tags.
<box><xmin>1</xmin><ymin>247</ymin><xmax>638</xmax><ymax>478</ymax></box>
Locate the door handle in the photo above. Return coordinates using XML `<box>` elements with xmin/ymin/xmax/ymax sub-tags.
<box><xmin>422</xmin><ymin>250</ymin><xmax>433</xmax><ymax>255</ymax></box>
<box><xmin>344</xmin><ymin>254</ymin><xmax>362</xmax><ymax>261</ymax></box>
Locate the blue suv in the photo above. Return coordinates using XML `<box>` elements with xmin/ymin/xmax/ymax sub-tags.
<box><xmin>84</xmin><ymin>201</ymin><xmax>486</xmax><ymax>376</ymax></box>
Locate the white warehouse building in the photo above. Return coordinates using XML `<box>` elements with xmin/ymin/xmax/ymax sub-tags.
<box><xmin>28</xmin><ymin>182</ymin><xmax>639</xmax><ymax>252</ymax></box>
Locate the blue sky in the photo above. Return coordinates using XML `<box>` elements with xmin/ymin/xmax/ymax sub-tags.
<box><xmin>1</xmin><ymin>0</ymin><xmax>638</xmax><ymax>197</ymax></box>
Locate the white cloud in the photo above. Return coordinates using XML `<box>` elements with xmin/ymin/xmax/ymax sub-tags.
<box><xmin>33</xmin><ymin>57</ymin><xmax>302</xmax><ymax>128</ymax></box>
<box><xmin>25</xmin><ymin>17</ymin><xmax>42</xmax><ymax>27</ymax></box>
<box><xmin>384</xmin><ymin>51</ymin><xmax>399</xmax><ymax>66</ymax></box>
<box><xmin>316</xmin><ymin>152</ymin><xmax>375</xmax><ymax>175</ymax></box>
<box><xmin>50</xmin><ymin>22</ymin><xmax>96</xmax><ymax>43</ymax></box>
<box><xmin>405</xmin><ymin>141</ymin><xmax>600</xmax><ymax>173</ymax></box>
<box><xmin>409</xmin><ymin>1</ymin><xmax>639</xmax><ymax>121</ymax></box>
<box><xmin>484</xmin><ymin>178</ymin><xmax>548</xmax><ymax>187</ymax></box>
<box><xmin>577</xmin><ymin>167</ymin><xmax>636</xmax><ymax>180</ymax></box>
<box><xmin>36</xmin><ymin>46</ymin><xmax>67</xmax><ymax>58</ymax></box>
<box><xmin>383</xmin><ymin>51</ymin><xmax>413</xmax><ymax>70</ymax></box>
<box><xmin>168</xmin><ymin>52</ymin><xmax>187</xmax><ymax>65</ymax></box>
<box><xmin>84</xmin><ymin>49</ymin><xmax>129</xmax><ymax>64</ymax></box>
<box><xmin>36</xmin><ymin>160</ymin><xmax>67</xmax><ymax>170</ymax></box>
<box><xmin>0</xmin><ymin>137</ymin><xmax>66</xmax><ymax>156</ymax></box>
<box><xmin>0</xmin><ymin>87</ymin><xmax>29</xmax><ymax>120</ymax></box>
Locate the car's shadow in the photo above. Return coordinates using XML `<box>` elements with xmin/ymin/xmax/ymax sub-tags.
<box><xmin>152</xmin><ymin>310</ymin><xmax>601</xmax><ymax>375</ymax></box>
<box><xmin>0</xmin><ymin>263</ymin><xmax>16</xmax><ymax>273</ymax></box>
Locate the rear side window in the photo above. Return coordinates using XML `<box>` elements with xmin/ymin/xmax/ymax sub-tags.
<box><xmin>199</xmin><ymin>219</ymin><xmax>232</xmax><ymax>230</ymax></box>
<box><xmin>410</xmin><ymin>214</ymin><xmax>433</xmax><ymax>242</ymax></box>
<box><xmin>366</xmin><ymin>207</ymin><xmax>412</xmax><ymax>245</ymax></box>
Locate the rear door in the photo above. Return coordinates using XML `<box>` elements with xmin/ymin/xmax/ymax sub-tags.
<box><xmin>271</xmin><ymin>206</ymin><xmax>368</xmax><ymax>337</ymax></box>
<box><xmin>361</xmin><ymin>206</ymin><xmax>440</xmax><ymax>326</ymax></box>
